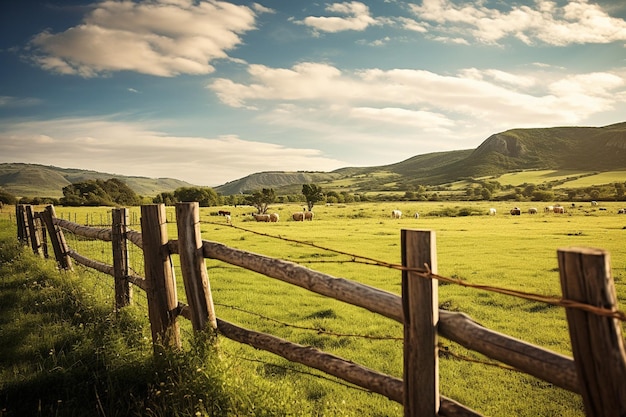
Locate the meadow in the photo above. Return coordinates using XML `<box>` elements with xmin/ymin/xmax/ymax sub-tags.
<box><xmin>2</xmin><ymin>200</ymin><xmax>626</xmax><ymax>416</ymax></box>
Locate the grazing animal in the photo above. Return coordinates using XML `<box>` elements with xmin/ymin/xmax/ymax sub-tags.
<box><xmin>544</xmin><ymin>206</ymin><xmax>554</xmax><ymax>213</ymax></box>
<box><xmin>528</xmin><ymin>207</ymin><xmax>538</xmax><ymax>214</ymax></box>
<box><xmin>618</xmin><ymin>209</ymin><xmax>625</xmax><ymax>214</ymax></box>
<box><xmin>304</xmin><ymin>211</ymin><xmax>314</xmax><ymax>221</ymax></box>
<box><xmin>292</xmin><ymin>212</ymin><xmax>305</xmax><ymax>221</ymax></box>
<box><xmin>269</xmin><ymin>213</ymin><xmax>279</xmax><ymax>222</ymax></box>
<box><xmin>225</xmin><ymin>215</ymin><xmax>231</xmax><ymax>224</ymax></box>
<box><xmin>510</xmin><ymin>207</ymin><xmax>521</xmax><ymax>215</ymax></box>
<box><xmin>591</xmin><ymin>201</ymin><xmax>598</xmax><ymax>206</ymax></box>
<box><xmin>253</xmin><ymin>213</ymin><xmax>270</xmax><ymax>222</ymax></box>
<box><xmin>489</xmin><ymin>208</ymin><xmax>496</xmax><ymax>216</ymax></box>
<box><xmin>218</xmin><ymin>210</ymin><xmax>231</xmax><ymax>216</ymax></box>
<box><xmin>553</xmin><ymin>206</ymin><xmax>565</xmax><ymax>214</ymax></box>
<box><xmin>414</xmin><ymin>212</ymin><xmax>420</xmax><ymax>219</ymax></box>
<box><xmin>391</xmin><ymin>210</ymin><xmax>402</xmax><ymax>219</ymax></box>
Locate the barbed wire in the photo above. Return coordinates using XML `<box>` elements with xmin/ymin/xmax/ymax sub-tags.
<box><xmin>208</xmin><ymin>220</ymin><xmax>626</xmax><ymax>322</ymax></box>
<box><xmin>215</xmin><ymin>303</ymin><xmax>402</xmax><ymax>341</ymax></box>
<box><xmin>219</xmin><ymin>351</ymin><xmax>377</xmax><ymax>395</ymax></box>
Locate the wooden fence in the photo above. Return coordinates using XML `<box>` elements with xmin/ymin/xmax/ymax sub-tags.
<box><xmin>14</xmin><ymin>203</ymin><xmax>626</xmax><ymax>417</ymax></box>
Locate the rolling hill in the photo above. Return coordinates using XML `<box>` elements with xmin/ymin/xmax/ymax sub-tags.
<box><xmin>215</xmin><ymin>122</ymin><xmax>626</xmax><ymax>195</ymax></box>
<box><xmin>0</xmin><ymin>163</ymin><xmax>196</xmax><ymax>199</ymax></box>
<box><xmin>2</xmin><ymin>122</ymin><xmax>625</xmax><ymax>198</ymax></box>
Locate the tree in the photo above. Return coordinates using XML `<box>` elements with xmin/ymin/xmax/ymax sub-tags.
<box><xmin>174</xmin><ymin>187</ymin><xmax>220</xmax><ymax>207</ymax></box>
<box><xmin>245</xmin><ymin>188</ymin><xmax>276</xmax><ymax>214</ymax></box>
<box><xmin>60</xmin><ymin>180</ymin><xmax>112</xmax><ymax>206</ymax></box>
<box><xmin>59</xmin><ymin>179</ymin><xmax>141</xmax><ymax>206</ymax></box>
<box><xmin>0</xmin><ymin>189</ymin><xmax>17</xmax><ymax>205</ymax></box>
<box><xmin>302</xmin><ymin>184</ymin><xmax>324</xmax><ymax>211</ymax></box>
<box><xmin>101</xmin><ymin>178</ymin><xmax>141</xmax><ymax>206</ymax></box>
<box><xmin>153</xmin><ymin>192</ymin><xmax>177</xmax><ymax>205</ymax></box>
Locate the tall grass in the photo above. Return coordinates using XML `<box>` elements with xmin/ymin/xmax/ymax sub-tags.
<box><xmin>0</xmin><ymin>218</ymin><xmax>308</xmax><ymax>417</ymax></box>
<box><xmin>3</xmin><ymin>201</ymin><xmax>626</xmax><ymax>416</ymax></box>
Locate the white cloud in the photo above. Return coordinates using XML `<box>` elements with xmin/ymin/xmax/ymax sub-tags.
<box><xmin>208</xmin><ymin>61</ymin><xmax>626</xmax><ymax>128</ymax></box>
<box><xmin>0</xmin><ymin>117</ymin><xmax>347</xmax><ymax>186</ymax></box>
<box><xmin>409</xmin><ymin>0</ymin><xmax>626</xmax><ymax>46</ymax></box>
<box><xmin>296</xmin><ymin>1</ymin><xmax>380</xmax><ymax>33</ymax></box>
<box><xmin>27</xmin><ymin>0</ymin><xmax>263</xmax><ymax>77</ymax></box>
<box><xmin>0</xmin><ymin>96</ymin><xmax>42</xmax><ymax>107</ymax></box>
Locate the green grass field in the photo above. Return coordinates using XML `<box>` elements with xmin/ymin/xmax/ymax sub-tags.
<box><xmin>2</xmin><ymin>201</ymin><xmax>626</xmax><ymax>416</ymax></box>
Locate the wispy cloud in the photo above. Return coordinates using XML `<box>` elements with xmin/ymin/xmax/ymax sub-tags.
<box><xmin>0</xmin><ymin>117</ymin><xmax>347</xmax><ymax>186</ymax></box>
<box><xmin>409</xmin><ymin>0</ymin><xmax>626</xmax><ymax>46</ymax></box>
<box><xmin>296</xmin><ymin>1</ymin><xmax>381</xmax><ymax>33</ymax></box>
<box><xmin>26</xmin><ymin>0</ymin><xmax>265</xmax><ymax>77</ymax></box>
<box><xmin>0</xmin><ymin>96</ymin><xmax>42</xmax><ymax>107</ymax></box>
<box><xmin>207</xmin><ymin>61</ymin><xmax>626</xmax><ymax>128</ymax></box>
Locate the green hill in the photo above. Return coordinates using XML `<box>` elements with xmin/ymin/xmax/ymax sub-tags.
<box><xmin>3</xmin><ymin>122</ymin><xmax>625</xmax><ymax>198</ymax></box>
<box><xmin>0</xmin><ymin>163</ymin><xmax>196</xmax><ymax>199</ymax></box>
<box><xmin>216</xmin><ymin>122</ymin><xmax>626</xmax><ymax>194</ymax></box>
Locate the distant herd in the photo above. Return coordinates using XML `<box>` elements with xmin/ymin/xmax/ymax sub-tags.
<box><xmin>214</xmin><ymin>201</ymin><xmax>625</xmax><ymax>224</ymax></box>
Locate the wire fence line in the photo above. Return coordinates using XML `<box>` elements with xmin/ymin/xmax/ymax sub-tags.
<box><xmin>14</xmin><ymin>203</ymin><xmax>626</xmax><ymax>417</ymax></box>
<box><xmin>208</xmin><ymin>220</ymin><xmax>626</xmax><ymax>322</ymax></box>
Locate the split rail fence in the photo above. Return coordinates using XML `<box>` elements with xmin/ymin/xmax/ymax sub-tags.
<box><xmin>14</xmin><ymin>203</ymin><xmax>626</xmax><ymax>417</ymax></box>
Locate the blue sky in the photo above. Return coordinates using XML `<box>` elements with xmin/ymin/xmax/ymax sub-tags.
<box><xmin>1</xmin><ymin>0</ymin><xmax>625</xmax><ymax>186</ymax></box>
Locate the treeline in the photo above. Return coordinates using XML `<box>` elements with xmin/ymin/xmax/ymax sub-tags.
<box><xmin>2</xmin><ymin>177</ymin><xmax>625</xmax><ymax>208</ymax></box>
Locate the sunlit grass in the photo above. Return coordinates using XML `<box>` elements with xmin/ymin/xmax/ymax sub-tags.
<box><xmin>4</xmin><ymin>201</ymin><xmax>626</xmax><ymax>416</ymax></box>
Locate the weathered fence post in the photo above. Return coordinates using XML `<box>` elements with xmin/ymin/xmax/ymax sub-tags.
<box><xmin>141</xmin><ymin>204</ymin><xmax>181</xmax><ymax>351</ymax></box>
<box><xmin>175</xmin><ymin>202</ymin><xmax>218</xmax><ymax>332</ymax></box>
<box><xmin>112</xmin><ymin>208</ymin><xmax>132</xmax><ymax>311</ymax></box>
<box><xmin>41</xmin><ymin>205</ymin><xmax>72</xmax><ymax>270</ymax></box>
<box><xmin>25</xmin><ymin>205</ymin><xmax>42</xmax><ymax>256</ymax></box>
<box><xmin>16</xmin><ymin>204</ymin><xmax>28</xmax><ymax>244</ymax></box>
<box><xmin>35</xmin><ymin>213</ymin><xmax>49</xmax><ymax>258</ymax></box>
<box><xmin>558</xmin><ymin>247</ymin><xmax>626</xmax><ymax>417</ymax></box>
<box><xmin>401</xmin><ymin>229</ymin><xmax>439</xmax><ymax>417</ymax></box>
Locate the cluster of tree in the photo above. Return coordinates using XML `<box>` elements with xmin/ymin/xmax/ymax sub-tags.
<box><xmin>153</xmin><ymin>187</ymin><xmax>220</xmax><ymax>207</ymax></box>
<box><xmin>60</xmin><ymin>179</ymin><xmax>142</xmax><ymax>206</ymax></box>
<box><xmin>10</xmin><ymin>178</ymin><xmax>626</xmax><ymax>210</ymax></box>
<box><xmin>0</xmin><ymin>189</ymin><xmax>17</xmax><ymax>205</ymax></box>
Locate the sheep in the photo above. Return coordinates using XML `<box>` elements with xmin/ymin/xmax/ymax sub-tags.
<box><xmin>304</xmin><ymin>211</ymin><xmax>314</xmax><ymax>221</ymax></box>
<box><xmin>489</xmin><ymin>208</ymin><xmax>497</xmax><ymax>216</ymax></box>
<box><xmin>391</xmin><ymin>210</ymin><xmax>402</xmax><ymax>219</ymax></box>
<box><xmin>528</xmin><ymin>208</ymin><xmax>538</xmax><ymax>214</ymax></box>
<box><xmin>510</xmin><ymin>207</ymin><xmax>521</xmax><ymax>215</ymax></box>
<box><xmin>269</xmin><ymin>212</ymin><xmax>279</xmax><ymax>222</ymax></box>
<box><xmin>253</xmin><ymin>213</ymin><xmax>270</xmax><ymax>222</ymax></box>
<box><xmin>292</xmin><ymin>212</ymin><xmax>305</xmax><ymax>221</ymax></box>
<box><xmin>414</xmin><ymin>212</ymin><xmax>420</xmax><ymax>219</ymax></box>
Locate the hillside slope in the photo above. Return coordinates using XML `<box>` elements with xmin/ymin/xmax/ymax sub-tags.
<box><xmin>0</xmin><ymin>163</ymin><xmax>196</xmax><ymax>198</ymax></box>
<box><xmin>3</xmin><ymin>122</ymin><xmax>625</xmax><ymax>198</ymax></box>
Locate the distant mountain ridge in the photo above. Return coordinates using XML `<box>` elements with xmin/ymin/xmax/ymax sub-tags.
<box><xmin>0</xmin><ymin>163</ymin><xmax>195</xmax><ymax>198</ymax></box>
<box><xmin>215</xmin><ymin>122</ymin><xmax>626</xmax><ymax>194</ymax></box>
<box><xmin>2</xmin><ymin>122</ymin><xmax>625</xmax><ymax>198</ymax></box>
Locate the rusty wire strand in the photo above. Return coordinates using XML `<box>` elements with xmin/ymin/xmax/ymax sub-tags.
<box><xmin>215</xmin><ymin>302</ymin><xmax>403</xmax><ymax>341</ymax></box>
<box><xmin>208</xmin><ymin>220</ymin><xmax>626</xmax><ymax>322</ymax></box>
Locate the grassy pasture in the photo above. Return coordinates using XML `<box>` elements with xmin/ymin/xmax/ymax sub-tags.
<box><xmin>552</xmin><ymin>171</ymin><xmax>626</xmax><ymax>189</ymax></box>
<box><xmin>3</xmin><ymin>201</ymin><xmax>626</xmax><ymax>416</ymax></box>
<box><xmin>493</xmin><ymin>170</ymin><xmax>591</xmax><ymax>186</ymax></box>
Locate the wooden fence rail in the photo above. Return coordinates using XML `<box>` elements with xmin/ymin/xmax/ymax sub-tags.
<box><xmin>14</xmin><ymin>203</ymin><xmax>626</xmax><ymax>417</ymax></box>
